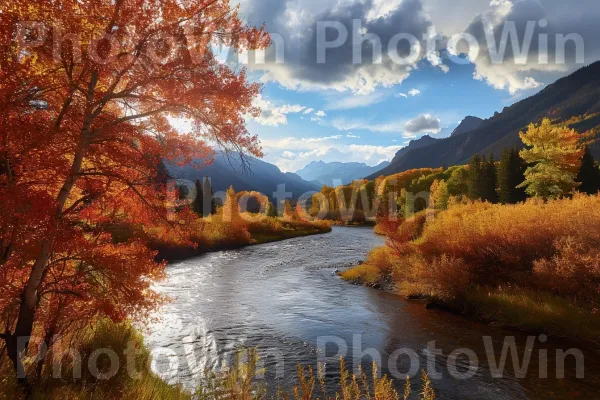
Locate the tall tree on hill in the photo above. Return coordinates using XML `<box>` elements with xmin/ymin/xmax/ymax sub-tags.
<box><xmin>518</xmin><ymin>119</ymin><xmax>583</xmax><ymax>199</ymax></box>
<box><xmin>576</xmin><ymin>146</ymin><xmax>600</xmax><ymax>194</ymax></box>
<box><xmin>447</xmin><ymin>166</ymin><xmax>469</xmax><ymax>198</ymax></box>
<box><xmin>498</xmin><ymin>148</ymin><xmax>527</xmax><ymax>204</ymax></box>
<box><xmin>482</xmin><ymin>153</ymin><xmax>498</xmax><ymax>203</ymax></box>
<box><xmin>468</xmin><ymin>154</ymin><xmax>484</xmax><ymax>200</ymax></box>
<box><xmin>203</xmin><ymin>178</ymin><xmax>218</xmax><ymax>216</ymax></box>
<box><xmin>193</xmin><ymin>179</ymin><xmax>204</xmax><ymax>216</ymax></box>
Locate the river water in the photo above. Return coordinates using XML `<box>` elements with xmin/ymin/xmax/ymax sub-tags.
<box><xmin>145</xmin><ymin>226</ymin><xmax>600</xmax><ymax>399</ymax></box>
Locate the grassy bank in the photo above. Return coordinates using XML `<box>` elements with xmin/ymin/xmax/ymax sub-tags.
<box><xmin>0</xmin><ymin>321</ymin><xmax>434</xmax><ymax>400</ymax></box>
<box><xmin>151</xmin><ymin>216</ymin><xmax>332</xmax><ymax>261</ymax></box>
<box><xmin>341</xmin><ymin>194</ymin><xmax>600</xmax><ymax>346</ymax></box>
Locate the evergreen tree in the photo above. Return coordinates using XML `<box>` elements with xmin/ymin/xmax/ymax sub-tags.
<box><xmin>497</xmin><ymin>149</ymin><xmax>512</xmax><ymax>204</ymax></box>
<box><xmin>511</xmin><ymin>148</ymin><xmax>528</xmax><ymax>202</ymax></box>
<box><xmin>468</xmin><ymin>154</ymin><xmax>484</xmax><ymax>200</ymax></box>
<box><xmin>576</xmin><ymin>146</ymin><xmax>600</xmax><ymax>194</ymax></box>
<box><xmin>201</xmin><ymin>177</ymin><xmax>217</xmax><ymax>215</ymax></box>
<box><xmin>193</xmin><ymin>178</ymin><xmax>204</xmax><ymax>216</ymax></box>
<box><xmin>447</xmin><ymin>166</ymin><xmax>469</xmax><ymax>197</ymax></box>
<box><xmin>482</xmin><ymin>153</ymin><xmax>498</xmax><ymax>203</ymax></box>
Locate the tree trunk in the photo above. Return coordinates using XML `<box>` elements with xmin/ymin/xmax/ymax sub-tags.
<box><xmin>4</xmin><ymin>144</ymin><xmax>86</xmax><ymax>392</ymax></box>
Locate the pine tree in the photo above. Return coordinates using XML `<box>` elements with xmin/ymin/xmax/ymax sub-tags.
<box><xmin>498</xmin><ymin>148</ymin><xmax>528</xmax><ymax>204</ymax></box>
<box><xmin>511</xmin><ymin>148</ymin><xmax>528</xmax><ymax>202</ymax></box>
<box><xmin>498</xmin><ymin>149</ymin><xmax>512</xmax><ymax>204</ymax></box>
<box><xmin>576</xmin><ymin>146</ymin><xmax>600</xmax><ymax>194</ymax></box>
<box><xmin>468</xmin><ymin>154</ymin><xmax>484</xmax><ymax>200</ymax></box>
<box><xmin>447</xmin><ymin>166</ymin><xmax>469</xmax><ymax>197</ymax></box>
<box><xmin>482</xmin><ymin>153</ymin><xmax>498</xmax><ymax>203</ymax></box>
<box><xmin>193</xmin><ymin>179</ymin><xmax>204</xmax><ymax>216</ymax></box>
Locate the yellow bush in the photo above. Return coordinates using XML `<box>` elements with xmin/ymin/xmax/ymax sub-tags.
<box><xmin>370</xmin><ymin>193</ymin><xmax>600</xmax><ymax>307</ymax></box>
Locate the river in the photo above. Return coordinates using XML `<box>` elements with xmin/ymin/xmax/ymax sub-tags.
<box><xmin>145</xmin><ymin>226</ymin><xmax>600</xmax><ymax>399</ymax></box>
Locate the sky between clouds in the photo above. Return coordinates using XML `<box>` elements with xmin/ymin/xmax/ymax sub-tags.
<box><xmin>226</xmin><ymin>0</ymin><xmax>600</xmax><ymax>172</ymax></box>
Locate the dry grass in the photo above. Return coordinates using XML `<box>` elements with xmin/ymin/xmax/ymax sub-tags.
<box><xmin>1</xmin><ymin>323</ymin><xmax>435</xmax><ymax>400</ymax></box>
<box><xmin>344</xmin><ymin>194</ymin><xmax>600</xmax><ymax>343</ymax></box>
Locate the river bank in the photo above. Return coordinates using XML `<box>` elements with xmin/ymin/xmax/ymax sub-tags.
<box><xmin>340</xmin><ymin>196</ymin><xmax>600</xmax><ymax>349</ymax></box>
<box><xmin>153</xmin><ymin>221</ymin><xmax>332</xmax><ymax>261</ymax></box>
<box><xmin>341</xmin><ymin>266</ymin><xmax>600</xmax><ymax>350</ymax></box>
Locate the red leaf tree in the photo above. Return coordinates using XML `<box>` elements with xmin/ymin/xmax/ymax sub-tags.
<box><xmin>0</xmin><ymin>0</ymin><xmax>269</xmax><ymax>388</ymax></box>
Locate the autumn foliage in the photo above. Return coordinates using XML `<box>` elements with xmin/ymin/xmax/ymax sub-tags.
<box><xmin>343</xmin><ymin>194</ymin><xmax>600</xmax><ymax>340</ymax></box>
<box><xmin>0</xmin><ymin>0</ymin><xmax>269</xmax><ymax>388</ymax></box>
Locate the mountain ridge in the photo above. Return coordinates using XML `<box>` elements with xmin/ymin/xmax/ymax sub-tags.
<box><xmin>368</xmin><ymin>61</ymin><xmax>600</xmax><ymax>179</ymax></box>
<box><xmin>165</xmin><ymin>152</ymin><xmax>320</xmax><ymax>201</ymax></box>
<box><xmin>296</xmin><ymin>160</ymin><xmax>390</xmax><ymax>186</ymax></box>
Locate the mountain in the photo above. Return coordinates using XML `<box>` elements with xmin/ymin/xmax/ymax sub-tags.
<box><xmin>450</xmin><ymin>116</ymin><xmax>484</xmax><ymax>137</ymax></box>
<box><xmin>369</xmin><ymin>61</ymin><xmax>600</xmax><ymax>179</ymax></box>
<box><xmin>295</xmin><ymin>160</ymin><xmax>391</xmax><ymax>186</ymax></box>
<box><xmin>389</xmin><ymin>135</ymin><xmax>439</xmax><ymax>164</ymax></box>
<box><xmin>165</xmin><ymin>152</ymin><xmax>320</xmax><ymax>201</ymax></box>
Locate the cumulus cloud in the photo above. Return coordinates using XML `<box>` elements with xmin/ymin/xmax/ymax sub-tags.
<box><xmin>251</xmin><ymin>95</ymin><xmax>308</xmax><ymax>126</ymax></box>
<box><xmin>238</xmin><ymin>0</ymin><xmax>445</xmax><ymax>94</ymax></box>
<box><xmin>404</xmin><ymin>113</ymin><xmax>441</xmax><ymax>134</ymax></box>
<box><xmin>460</xmin><ymin>0</ymin><xmax>600</xmax><ymax>94</ymax></box>
<box><xmin>315</xmin><ymin>110</ymin><xmax>327</xmax><ymax>117</ymax></box>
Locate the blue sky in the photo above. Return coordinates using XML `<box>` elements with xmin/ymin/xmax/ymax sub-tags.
<box><xmin>231</xmin><ymin>0</ymin><xmax>600</xmax><ymax>172</ymax></box>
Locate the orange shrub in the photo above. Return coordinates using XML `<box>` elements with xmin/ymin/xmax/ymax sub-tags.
<box><xmin>381</xmin><ymin>194</ymin><xmax>600</xmax><ymax>303</ymax></box>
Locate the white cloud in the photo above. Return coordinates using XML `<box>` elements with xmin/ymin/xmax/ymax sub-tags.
<box><xmin>261</xmin><ymin>134</ymin><xmax>403</xmax><ymax>172</ymax></box>
<box><xmin>325</xmin><ymin>91</ymin><xmax>388</xmax><ymax>110</ymax></box>
<box><xmin>462</xmin><ymin>0</ymin><xmax>600</xmax><ymax>94</ymax></box>
<box><xmin>303</xmin><ymin>108</ymin><xmax>315</xmax><ymax>114</ymax></box>
<box><xmin>395</xmin><ymin>88</ymin><xmax>421</xmax><ymax>98</ymax></box>
<box><xmin>331</xmin><ymin>117</ymin><xmax>412</xmax><ymax>136</ymax></box>
<box><xmin>250</xmin><ymin>95</ymin><xmax>309</xmax><ymax>126</ymax></box>
<box><xmin>278</xmin><ymin>104</ymin><xmax>307</xmax><ymax>114</ymax></box>
<box><xmin>304</xmin><ymin>135</ymin><xmax>342</xmax><ymax>142</ymax></box>
<box><xmin>315</xmin><ymin>110</ymin><xmax>327</xmax><ymax>117</ymax></box>
<box><xmin>346</xmin><ymin>134</ymin><xmax>360</xmax><ymax>138</ymax></box>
